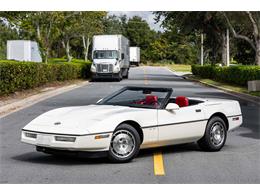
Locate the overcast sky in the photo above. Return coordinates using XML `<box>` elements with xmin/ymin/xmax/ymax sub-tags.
<box><xmin>109</xmin><ymin>11</ymin><xmax>164</xmax><ymax>32</ymax></box>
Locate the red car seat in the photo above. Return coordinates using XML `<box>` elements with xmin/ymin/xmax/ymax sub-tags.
<box><xmin>175</xmin><ymin>96</ymin><xmax>189</xmax><ymax>107</ymax></box>
<box><xmin>145</xmin><ymin>95</ymin><xmax>158</xmax><ymax>107</ymax></box>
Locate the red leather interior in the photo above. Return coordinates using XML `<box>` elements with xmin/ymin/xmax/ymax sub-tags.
<box><xmin>134</xmin><ymin>95</ymin><xmax>158</xmax><ymax>107</ymax></box>
<box><xmin>145</xmin><ymin>95</ymin><xmax>158</xmax><ymax>105</ymax></box>
<box><xmin>176</xmin><ymin>96</ymin><xmax>189</xmax><ymax>107</ymax></box>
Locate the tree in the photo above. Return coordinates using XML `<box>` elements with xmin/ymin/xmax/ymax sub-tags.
<box><xmin>78</xmin><ymin>11</ymin><xmax>106</xmax><ymax>61</ymax></box>
<box><xmin>147</xmin><ymin>30</ymin><xmax>198</xmax><ymax>64</ymax></box>
<box><xmin>124</xmin><ymin>16</ymin><xmax>157</xmax><ymax>62</ymax></box>
<box><xmin>155</xmin><ymin>12</ymin><xmax>230</xmax><ymax>65</ymax></box>
<box><xmin>223</xmin><ymin>12</ymin><xmax>260</xmax><ymax>65</ymax></box>
<box><xmin>125</xmin><ymin>16</ymin><xmax>156</xmax><ymax>48</ymax></box>
<box><xmin>0</xmin><ymin>18</ymin><xmax>19</xmax><ymax>59</ymax></box>
<box><xmin>1</xmin><ymin>12</ymin><xmax>61</xmax><ymax>63</ymax></box>
<box><xmin>57</xmin><ymin>12</ymin><xmax>80</xmax><ymax>62</ymax></box>
<box><xmin>103</xmin><ymin>15</ymin><xmax>126</xmax><ymax>35</ymax></box>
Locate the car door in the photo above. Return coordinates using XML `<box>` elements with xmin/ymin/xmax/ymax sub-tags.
<box><xmin>157</xmin><ymin>104</ymin><xmax>206</xmax><ymax>146</ymax></box>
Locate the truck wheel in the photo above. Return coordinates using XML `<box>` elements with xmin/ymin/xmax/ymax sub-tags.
<box><xmin>198</xmin><ymin>116</ymin><xmax>227</xmax><ymax>151</ymax></box>
<box><xmin>123</xmin><ymin>69</ymin><xmax>129</xmax><ymax>79</ymax></box>
<box><xmin>116</xmin><ymin>71</ymin><xmax>122</xmax><ymax>81</ymax></box>
<box><xmin>108</xmin><ymin>123</ymin><xmax>141</xmax><ymax>163</ymax></box>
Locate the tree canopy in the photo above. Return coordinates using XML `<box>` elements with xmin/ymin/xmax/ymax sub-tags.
<box><xmin>0</xmin><ymin>11</ymin><xmax>259</xmax><ymax>65</ymax></box>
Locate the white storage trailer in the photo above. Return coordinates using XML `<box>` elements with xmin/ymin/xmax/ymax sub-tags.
<box><xmin>130</xmin><ymin>47</ymin><xmax>140</xmax><ymax>66</ymax></box>
<box><xmin>7</xmin><ymin>40</ymin><xmax>42</xmax><ymax>62</ymax></box>
<box><xmin>91</xmin><ymin>35</ymin><xmax>130</xmax><ymax>81</ymax></box>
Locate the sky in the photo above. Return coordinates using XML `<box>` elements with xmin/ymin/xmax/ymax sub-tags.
<box><xmin>109</xmin><ymin>11</ymin><xmax>164</xmax><ymax>32</ymax></box>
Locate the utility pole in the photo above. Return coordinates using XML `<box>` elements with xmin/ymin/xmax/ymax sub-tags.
<box><xmin>226</xmin><ymin>29</ymin><xmax>230</xmax><ymax>66</ymax></box>
<box><xmin>201</xmin><ymin>33</ymin><xmax>204</xmax><ymax>66</ymax></box>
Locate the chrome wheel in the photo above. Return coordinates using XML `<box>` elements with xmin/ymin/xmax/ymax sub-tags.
<box><xmin>210</xmin><ymin>122</ymin><xmax>225</xmax><ymax>147</ymax></box>
<box><xmin>110</xmin><ymin>130</ymin><xmax>135</xmax><ymax>158</ymax></box>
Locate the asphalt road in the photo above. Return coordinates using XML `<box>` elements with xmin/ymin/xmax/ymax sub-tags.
<box><xmin>0</xmin><ymin>66</ymin><xmax>259</xmax><ymax>183</ymax></box>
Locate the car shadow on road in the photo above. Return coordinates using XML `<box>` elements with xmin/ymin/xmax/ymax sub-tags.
<box><xmin>12</xmin><ymin>152</ymin><xmax>110</xmax><ymax>165</ymax></box>
<box><xmin>12</xmin><ymin>143</ymin><xmax>201</xmax><ymax>165</ymax></box>
<box><xmin>12</xmin><ymin>142</ymin><xmax>237</xmax><ymax>165</ymax></box>
<box><xmin>137</xmin><ymin>143</ymin><xmax>202</xmax><ymax>158</ymax></box>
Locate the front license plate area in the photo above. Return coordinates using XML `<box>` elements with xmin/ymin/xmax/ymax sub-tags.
<box><xmin>37</xmin><ymin>135</ymin><xmax>51</xmax><ymax>146</ymax></box>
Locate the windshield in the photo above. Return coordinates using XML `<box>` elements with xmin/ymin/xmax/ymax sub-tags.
<box><xmin>98</xmin><ymin>87</ymin><xmax>172</xmax><ymax>109</ymax></box>
<box><xmin>93</xmin><ymin>50</ymin><xmax>118</xmax><ymax>59</ymax></box>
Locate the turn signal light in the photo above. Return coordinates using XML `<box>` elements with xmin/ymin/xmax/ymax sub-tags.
<box><xmin>95</xmin><ymin>134</ymin><xmax>110</xmax><ymax>140</ymax></box>
<box><xmin>24</xmin><ymin>132</ymin><xmax>37</xmax><ymax>139</ymax></box>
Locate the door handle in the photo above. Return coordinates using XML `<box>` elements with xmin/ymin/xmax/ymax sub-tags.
<box><xmin>195</xmin><ymin>109</ymin><xmax>201</xmax><ymax>112</ymax></box>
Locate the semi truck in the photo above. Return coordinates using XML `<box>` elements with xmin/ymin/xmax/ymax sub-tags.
<box><xmin>7</xmin><ymin>40</ymin><xmax>42</xmax><ymax>62</ymax></box>
<box><xmin>130</xmin><ymin>47</ymin><xmax>140</xmax><ymax>66</ymax></box>
<box><xmin>91</xmin><ymin>35</ymin><xmax>130</xmax><ymax>81</ymax></box>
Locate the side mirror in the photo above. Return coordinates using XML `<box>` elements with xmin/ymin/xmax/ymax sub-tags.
<box><xmin>165</xmin><ymin>103</ymin><xmax>180</xmax><ymax>111</ymax></box>
<box><xmin>96</xmin><ymin>98</ymin><xmax>103</xmax><ymax>104</ymax></box>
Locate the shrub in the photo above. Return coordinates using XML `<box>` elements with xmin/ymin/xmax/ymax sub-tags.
<box><xmin>192</xmin><ymin>65</ymin><xmax>260</xmax><ymax>86</ymax></box>
<box><xmin>0</xmin><ymin>60</ymin><xmax>91</xmax><ymax>95</ymax></box>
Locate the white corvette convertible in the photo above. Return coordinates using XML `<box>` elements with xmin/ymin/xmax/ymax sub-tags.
<box><xmin>21</xmin><ymin>86</ymin><xmax>242</xmax><ymax>162</ymax></box>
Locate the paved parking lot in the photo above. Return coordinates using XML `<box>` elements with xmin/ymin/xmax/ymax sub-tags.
<box><xmin>0</xmin><ymin>66</ymin><xmax>259</xmax><ymax>183</ymax></box>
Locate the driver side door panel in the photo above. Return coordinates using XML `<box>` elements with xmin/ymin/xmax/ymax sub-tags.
<box><xmin>157</xmin><ymin>105</ymin><xmax>206</xmax><ymax>145</ymax></box>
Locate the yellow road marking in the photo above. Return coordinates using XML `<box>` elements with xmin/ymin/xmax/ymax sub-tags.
<box><xmin>143</xmin><ymin>66</ymin><xmax>165</xmax><ymax>176</ymax></box>
<box><xmin>153</xmin><ymin>151</ymin><xmax>165</xmax><ymax>176</ymax></box>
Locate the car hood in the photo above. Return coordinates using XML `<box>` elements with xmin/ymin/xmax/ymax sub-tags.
<box><xmin>23</xmin><ymin>104</ymin><xmax>134</xmax><ymax>135</ymax></box>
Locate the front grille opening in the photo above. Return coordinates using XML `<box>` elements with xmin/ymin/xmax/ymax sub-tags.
<box><xmin>55</xmin><ymin>136</ymin><xmax>76</xmax><ymax>142</ymax></box>
<box><xmin>97</xmin><ymin>64</ymin><xmax>113</xmax><ymax>73</ymax></box>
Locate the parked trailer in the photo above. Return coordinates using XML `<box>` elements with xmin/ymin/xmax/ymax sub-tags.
<box><xmin>130</xmin><ymin>47</ymin><xmax>140</xmax><ymax>66</ymax></box>
<box><xmin>91</xmin><ymin>35</ymin><xmax>130</xmax><ymax>81</ymax></box>
<box><xmin>7</xmin><ymin>40</ymin><xmax>42</xmax><ymax>62</ymax></box>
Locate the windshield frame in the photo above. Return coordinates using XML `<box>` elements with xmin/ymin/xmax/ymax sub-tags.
<box><xmin>97</xmin><ymin>86</ymin><xmax>173</xmax><ymax>109</ymax></box>
<box><xmin>93</xmin><ymin>50</ymin><xmax>118</xmax><ymax>59</ymax></box>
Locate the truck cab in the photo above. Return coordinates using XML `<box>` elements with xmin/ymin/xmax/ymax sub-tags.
<box><xmin>91</xmin><ymin>35</ymin><xmax>130</xmax><ymax>81</ymax></box>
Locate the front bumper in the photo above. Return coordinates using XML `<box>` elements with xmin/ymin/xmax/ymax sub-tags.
<box><xmin>36</xmin><ymin>146</ymin><xmax>108</xmax><ymax>158</ymax></box>
<box><xmin>91</xmin><ymin>72</ymin><xmax>120</xmax><ymax>79</ymax></box>
<box><xmin>21</xmin><ymin>130</ymin><xmax>112</xmax><ymax>152</ymax></box>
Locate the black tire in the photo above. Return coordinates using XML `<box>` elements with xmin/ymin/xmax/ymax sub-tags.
<box><xmin>123</xmin><ymin>69</ymin><xmax>129</xmax><ymax>79</ymax></box>
<box><xmin>108</xmin><ymin>123</ymin><xmax>141</xmax><ymax>163</ymax></box>
<box><xmin>116</xmin><ymin>71</ymin><xmax>122</xmax><ymax>81</ymax></box>
<box><xmin>198</xmin><ymin>116</ymin><xmax>227</xmax><ymax>151</ymax></box>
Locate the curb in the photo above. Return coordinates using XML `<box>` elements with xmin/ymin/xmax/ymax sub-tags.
<box><xmin>0</xmin><ymin>81</ymin><xmax>89</xmax><ymax>118</ymax></box>
<box><xmin>183</xmin><ymin>76</ymin><xmax>260</xmax><ymax>106</ymax></box>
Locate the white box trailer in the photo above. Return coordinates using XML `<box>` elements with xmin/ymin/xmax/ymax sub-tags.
<box><xmin>130</xmin><ymin>47</ymin><xmax>140</xmax><ymax>66</ymax></box>
<box><xmin>91</xmin><ymin>35</ymin><xmax>130</xmax><ymax>81</ymax></box>
<box><xmin>7</xmin><ymin>40</ymin><xmax>42</xmax><ymax>62</ymax></box>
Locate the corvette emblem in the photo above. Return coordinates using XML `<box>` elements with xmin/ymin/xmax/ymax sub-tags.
<box><xmin>54</xmin><ymin>122</ymin><xmax>61</xmax><ymax>125</ymax></box>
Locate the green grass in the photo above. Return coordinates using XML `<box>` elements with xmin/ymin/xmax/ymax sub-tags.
<box><xmin>142</xmin><ymin>62</ymin><xmax>191</xmax><ymax>72</ymax></box>
<box><xmin>166</xmin><ymin>64</ymin><xmax>191</xmax><ymax>72</ymax></box>
<box><xmin>189</xmin><ymin>75</ymin><xmax>260</xmax><ymax>97</ymax></box>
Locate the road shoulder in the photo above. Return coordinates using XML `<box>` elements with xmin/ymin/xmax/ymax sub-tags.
<box><xmin>0</xmin><ymin>80</ymin><xmax>89</xmax><ymax>118</ymax></box>
<box><xmin>165</xmin><ymin>67</ymin><xmax>260</xmax><ymax>106</ymax></box>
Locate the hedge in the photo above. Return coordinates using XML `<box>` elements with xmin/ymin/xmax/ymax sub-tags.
<box><xmin>0</xmin><ymin>60</ymin><xmax>91</xmax><ymax>95</ymax></box>
<box><xmin>191</xmin><ymin>65</ymin><xmax>260</xmax><ymax>86</ymax></box>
